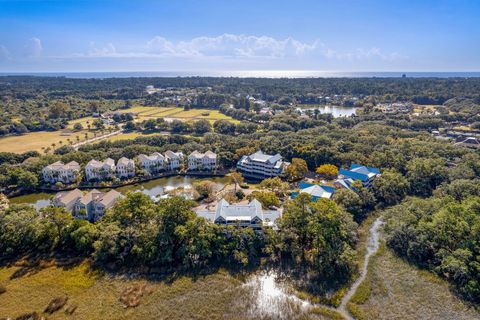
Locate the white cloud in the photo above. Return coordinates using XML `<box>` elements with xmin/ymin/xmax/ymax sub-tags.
<box><xmin>146</xmin><ymin>37</ymin><xmax>180</xmax><ymax>55</ymax></box>
<box><xmin>84</xmin><ymin>34</ymin><xmax>320</xmax><ymax>59</ymax></box>
<box><xmin>167</xmin><ymin>34</ymin><xmax>319</xmax><ymax>58</ymax></box>
<box><xmin>24</xmin><ymin>37</ymin><xmax>42</xmax><ymax>58</ymax></box>
<box><xmin>67</xmin><ymin>34</ymin><xmax>405</xmax><ymax>64</ymax></box>
<box><xmin>89</xmin><ymin>43</ymin><xmax>118</xmax><ymax>57</ymax></box>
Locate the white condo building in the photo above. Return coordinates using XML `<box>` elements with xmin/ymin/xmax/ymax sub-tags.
<box><xmin>196</xmin><ymin>198</ymin><xmax>281</xmax><ymax>230</ymax></box>
<box><xmin>188</xmin><ymin>150</ymin><xmax>217</xmax><ymax>171</ymax></box>
<box><xmin>165</xmin><ymin>150</ymin><xmax>184</xmax><ymax>171</ymax></box>
<box><xmin>42</xmin><ymin>161</ymin><xmax>80</xmax><ymax>184</ymax></box>
<box><xmin>85</xmin><ymin>158</ymin><xmax>116</xmax><ymax>181</ymax></box>
<box><xmin>138</xmin><ymin>152</ymin><xmax>166</xmax><ymax>174</ymax></box>
<box><xmin>53</xmin><ymin>188</ymin><xmax>123</xmax><ymax>222</ymax></box>
<box><xmin>116</xmin><ymin>157</ymin><xmax>135</xmax><ymax>179</ymax></box>
<box><xmin>237</xmin><ymin>150</ymin><xmax>289</xmax><ymax>179</ymax></box>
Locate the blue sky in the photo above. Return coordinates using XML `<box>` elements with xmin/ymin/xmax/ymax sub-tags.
<box><xmin>0</xmin><ymin>0</ymin><xmax>479</xmax><ymax>72</ymax></box>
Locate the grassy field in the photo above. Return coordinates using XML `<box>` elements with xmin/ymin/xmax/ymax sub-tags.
<box><xmin>0</xmin><ymin>260</ymin><xmax>340</xmax><ymax>320</ymax></box>
<box><xmin>0</xmin><ymin>130</ymin><xmax>98</xmax><ymax>154</ymax></box>
<box><xmin>101</xmin><ymin>132</ymin><xmax>159</xmax><ymax>143</ymax></box>
<box><xmin>0</xmin><ymin>113</ymin><xmax>107</xmax><ymax>154</ymax></box>
<box><xmin>122</xmin><ymin>106</ymin><xmax>239</xmax><ymax>123</ymax></box>
<box><xmin>412</xmin><ymin>104</ymin><xmax>442</xmax><ymax>114</ymax></box>
<box><xmin>347</xmin><ymin>244</ymin><xmax>480</xmax><ymax>320</ymax></box>
<box><xmin>0</xmin><ymin>106</ymin><xmax>238</xmax><ymax>154</ymax></box>
<box><xmin>66</xmin><ymin>116</ymin><xmax>96</xmax><ymax>129</ymax></box>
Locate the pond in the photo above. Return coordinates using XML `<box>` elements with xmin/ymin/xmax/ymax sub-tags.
<box><xmin>9</xmin><ymin>175</ymin><xmax>231</xmax><ymax>210</ymax></box>
<box><xmin>296</xmin><ymin>105</ymin><xmax>357</xmax><ymax>118</ymax></box>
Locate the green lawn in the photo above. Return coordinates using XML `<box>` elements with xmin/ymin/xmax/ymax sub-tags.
<box><xmin>0</xmin><ymin>106</ymin><xmax>238</xmax><ymax>154</ymax></box>
<box><xmin>101</xmin><ymin>132</ymin><xmax>159</xmax><ymax>143</ymax></box>
<box><xmin>0</xmin><ymin>130</ymin><xmax>96</xmax><ymax>154</ymax></box>
<box><xmin>122</xmin><ymin>106</ymin><xmax>240</xmax><ymax>123</ymax></box>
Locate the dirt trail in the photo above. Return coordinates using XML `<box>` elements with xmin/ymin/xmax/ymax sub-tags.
<box><xmin>337</xmin><ymin>218</ymin><xmax>383</xmax><ymax>320</ymax></box>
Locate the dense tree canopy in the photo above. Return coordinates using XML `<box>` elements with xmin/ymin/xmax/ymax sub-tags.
<box><xmin>386</xmin><ymin>193</ymin><xmax>480</xmax><ymax>303</ymax></box>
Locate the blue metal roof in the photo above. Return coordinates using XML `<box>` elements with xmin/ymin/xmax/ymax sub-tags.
<box><xmin>339</xmin><ymin>168</ymin><xmax>370</xmax><ymax>182</ymax></box>
<box><xmin>291</xmin><ymin>181</ymin><xmax>336</xmax><ymax>201</ymax></box>
<box><xmin>350</xmin><ymin>163</ymin><xmax>380</xmax><ymax>174</ymax></box>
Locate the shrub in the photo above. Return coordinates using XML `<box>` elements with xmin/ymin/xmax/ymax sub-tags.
<box><xmin>44</xmin><ymin>296</ymin><xmax>68</xmax><ymax>313</ymax></box>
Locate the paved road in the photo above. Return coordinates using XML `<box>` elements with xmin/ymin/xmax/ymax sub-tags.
<box><xmin>72</xmin><ymin>130</ymin><xmax>123</xmax><ymax>149</ymax></box>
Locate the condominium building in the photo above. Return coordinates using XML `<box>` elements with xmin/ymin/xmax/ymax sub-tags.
<box><xmin>138</xmin><ymin>152</ymin><xmax>166</xmax><ymax>174</ymax></box>
<box><xmin>52</xmin><ymin>188</ymin><xmax>123</xmax><ymax>222</ymax></box>
<box><xmin>116</xmin><ymin>157</ymin><xmax>135</xmax><ymax>179</ymax></box>
<box><xmin>187</xmin><ymin>150</ymin><xmax>217</xmax><ymax>171</ymax></box>
<box><xmin>196</xmin><ymin>198</ymin><xmax>281</xmax><ymax>230</ymax></box>
<box><xmin>338</xmin><ymin>164</ymin><xmax>380</xmax><ymax>188</ymax></box>
<box><xmin>42</xmin><ymin>161</ymin><xmax>80</xmax><ymax>184</ymax></box>
<box><xmin>51</xmin><ymin>188</ymin><xmax>83</xmax><ymax>211</ymax></box>
<box><xmin>237</xmin><ymin>150</ymin><xmax>289</xmax><ymax>179</ymax></box>
<box><xmin>164</xmin><ymin>150</ymin><xmax>184</xmax><ymax>171</ymax></box>
<box><xmin>85</xmin><ymin>158</ymin><xmax>116</xmax><ymax>181</ymax></box>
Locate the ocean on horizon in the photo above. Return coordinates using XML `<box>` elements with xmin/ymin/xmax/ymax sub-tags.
<box><xmin>1</xmin><ymin>71</ymin><xmax>480</xmax><ymax>79</ymax></box>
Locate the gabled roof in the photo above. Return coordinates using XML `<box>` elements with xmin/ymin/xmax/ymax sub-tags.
<box><xmin>350</xmin><ymin>163</ymin><xmax>380</xmax><ymax>175</ymax></box>
<box><xmin>165</xmin><ymin>150</ymin><xmax>183</xmax><ymax>159</ymax></box>
<box><xmin>248</xmin><ymin>150</ymin><xmax>282</xmax><ymax>164</ymax></box>
<box><xmin>86</xmin><ymin>159</ymin><xmax>103</xmax><ymax>168</ymax></box>
<box><xmin>117</xmin><ymin>157</ymin><xmax>134</xmax><ymax>166</ymax></box>
<box><xmin>334</xmin><ymin>178</ymin><xmax>355</xmax><ymax>190</ymax></box>
<box><xmin>214</xmin><ymin>198</ymin><xmax>276</xmax><ymax>222</ymax></box>
<box><xmin>339</xmin><ymin>164</ymin><xmax>380</xmax><ymax>182</ymax></box>
<box><xmin>97</xmin><ymin>189</ymin><xmax>123</xmax><ymax>207</ymax></box>
<box><xmin>78</xmin><ymin>189</ymin><xmax>122</xmax><ymax>208</ymax></box>
<box><xmin>204</xmin><ymin>150</ymin><xmax>217</xmax><ymax>159</ymax></box>
<box><xmin>45</xmin><ymin>161</ymin><xmax>80</xmax><ymax>171</ymax></box>
<box><xmin>188</xmin><ymin>150</ymin><xmax>202</xmax><ymax>158</ymax></box>
<box><xmin>189</xmin><ymin>150</ymin><xmax>217</xmax><ymax>159</ymax></box>
<box><xmin>86</xmin><ymin>158</ymin><xmax>115</xmax><ymax>169</ymax></box>
<box><xmin>195</xmin><ymin>198</ymin><xmax>282</xmax><ymax>227</ymax></box>
<box><xmin>293</xmin><ymin>181</ymin><xmax>335</xmax><ymax>200</ymax></box>
<box><xmin>151</xmin><ymin>152</ymin><xmax>165</xmax><ymax>159</ymax></box>
<box><xmin>65</xmin><ymin>161</ymin><xmax>80</xmax><ymax>169</ymax></box>
<box><xmin>53</xmin><ymin>188</ymin><xmax>83</xmax><ymax>205</ymax></box>
<box><xmin>138</xmin><ymin>154</ymin><xmax>149</xmax><ymax>161</ymax></box>
<box><xmin>302</xmin><ymin>185</ymin><xmax>334</xmax><ymax>199</ymax></box>
<box><xmin>79</xmin><ymin>189</ymin><xmax>103</xmax><ymax>205</ymax></box>
<box><xmin>138</xmin><ymin>152</ymin><xmax>165</xmax><ymax>162</ymax></box>
<box><xmin>104</xmin><ymin>158</ymin><xmax>115</xmax><ymax>167</ymax></box>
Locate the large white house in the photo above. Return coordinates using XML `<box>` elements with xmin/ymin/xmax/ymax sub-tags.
<box><xmin>85</xmin><ymin>158</ymin><xmax>116</xmax><ymax>181</ymax></box>
<box><xmin>237</xmin><ymin>150</ymin><xmax>289</xmax><ymax>179</ymax></box>
<box><xmin>164</xmin><ymin>150</ymin><xmax>184</xmax><ymax>171</ymax></box>
<box><xmin>196</xmin><ymin>198</ymin><xmax>281</xmax><ymax>230</ymax></box>
<box><xmin>116</xmin><ymin>157</ymin><xmax>135</xmax><ymax>179</ymax></box>
<box><xmin>188</xmin><ymin>150</ymin><xmax>217</xmax><ymax>171</ymax></box>
<box><xmin>42</xmin><ymin>161</ymin><xmax>80</xmax><ymax>184</ymax></box>
<box><xmin>138</xmin><ymin>152</ymin><xmax>166</xmax><ymax>174</ymax></box>
<box><xmin>52</xmin><ymin>188</ymin><xmax>123</xmax><ymax>222</ymax></box>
